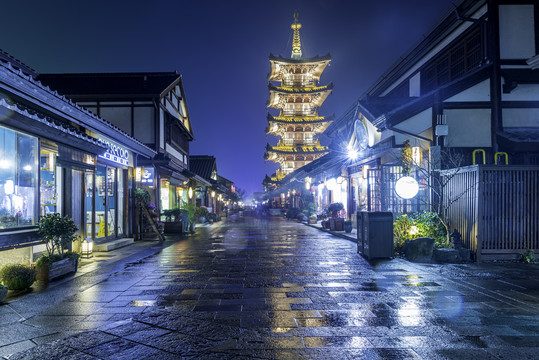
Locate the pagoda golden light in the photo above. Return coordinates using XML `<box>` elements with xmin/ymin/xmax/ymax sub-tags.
<box><xmin>264</xmin><ymin>12</ymin><xmax>332</xmax><ymax>185</ymax></box>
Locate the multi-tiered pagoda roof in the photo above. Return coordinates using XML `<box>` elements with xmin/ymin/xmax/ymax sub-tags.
<box><xmin>263</xmin><ymin>12</ymin><xmax>333</xmax><ymax>187</ymax></box>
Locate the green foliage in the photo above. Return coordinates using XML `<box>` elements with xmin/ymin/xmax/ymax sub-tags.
<box><xmin>519</xmin><ymin>249</ymin><xmax>537</xmax><ymax>264</ymax></box>
<box><xmin>327</xmin><ymin>203</ymin><xmax>344</xmax><ymax>217</ymax></box>
<box><xmin>0</xmin><ymin>264</ymin><xmax>35</xmax><ymax>290</ymax></box>
<box><xmin>37</xmin><ymin>214</ymin><xmax>79</xmax><ymax>256</ymax></box>
<box><xmin>135</xmin><ymin>188</ymin><xmax>151</xmax><ymax>206</ymax></box>
<box><xmin>393</xmin><ymin>212</ymin><xmax>446</xmax><ymax>249</ymax></box>
<box><xmin>162</xmin><ymin>208</ymin><xmax>183</xmax><ymax>222</ymax></box>
<box><xmin>195</xmin><ymin>206</ymin><xmax>209</xmax><ymax>219</ymax></box>
<box><xmin>401</xmin><ymin>139</ymin><xmax>412</xmax><ymax>175</ymax></box>
<box><xmin>35</xmin><ymin>254</ymin><xmax>63</xmax><ymax>268</ymax></box>
<box><xmin>35</xmin><ymin>251</ymin><xmax>79</xmax><ymax>269</ymax></box>
<box><xmin>285</xmin><ymin>208</ymin><xmax>301</xmax><ymax>219</ymax></box>
<box><xmin>181</xmin><ymin>201</ymin><xmax>196</xmax><ymax>224</ymax></box>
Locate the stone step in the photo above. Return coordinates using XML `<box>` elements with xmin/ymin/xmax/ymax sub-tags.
<box><xmin>93</xmin><ymin>238</ymin><xmax>134</xmax><ymax>252</ymax></box>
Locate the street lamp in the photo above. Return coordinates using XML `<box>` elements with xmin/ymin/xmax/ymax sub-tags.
<box><xmin>81</xmin><ymin>239</ymin><xmax>93</xmax><ymax>258</ymax></box>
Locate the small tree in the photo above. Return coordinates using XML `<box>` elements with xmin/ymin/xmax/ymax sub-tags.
<box><xmin>402</xmin><ymin>144</ymin><xmax>476</xmax><ymax>246</ymax></box>
<box><xmin>37</xmin><ymin>214</ymin><xmax>78</xmax><ymax>256</ymax></box>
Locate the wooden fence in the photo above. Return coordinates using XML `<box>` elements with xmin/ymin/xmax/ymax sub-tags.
<box><xmin>442</xmin><ymin>165</ymin><xmax>539</xmax><ymax>261</ymax></box>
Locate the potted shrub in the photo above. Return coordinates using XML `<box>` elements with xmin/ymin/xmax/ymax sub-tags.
<box><xmin>35</xmin><ymin>214</ymin><xmax>80</xmax><ymax>282</ymax></box>
<box><xmin>308</xmin><ymin>214</ymin><xmax>318</xmax><ymax>224</ymax></box>
<box><xmin>0</xmin><ymin>284</ymin><xmax>7</xmax><ymax>303</ymax></box>
<box><xmin>181</xmin><ymin>201</ymin><xmax>196</xmax><ymax>232</ymax></box>
<box><xmin>327</xmin><ymin>203</ymin><xmax>345</xmax><ymax>231</ymax></box>
<box><xmin>162</xmin><ymin>207</ymin><xmax>183</xmax><ymax>233</ymax></box>
<box><xmin>196</xmin><ymin>206</ymin><xmax>209</xmax><ymax>223</ymax></box>
<box><xmin>0</xmin><ymin>264</ymin><xmax>35</xmax><ymax>291</ymax></box>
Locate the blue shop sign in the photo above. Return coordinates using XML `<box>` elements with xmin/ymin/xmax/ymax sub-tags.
<box><xmin>98</xmin><ymin>140</ymin><xmax>129</xmax><ymax>166</ymax></box>
<box><xmin>141</xmin><ymin>168</ymin><xmax>154</xmax><ymax>185</ymax></box>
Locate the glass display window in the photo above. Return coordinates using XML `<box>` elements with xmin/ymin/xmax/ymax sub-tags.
<box><xmin>0</xmin><ymin>126</ymin><xmax>38</xmax><ymax>229</ymax></box>
<box><xmin>40</xmin><ymin>149</ymin><xmax>60</xmax><ymax>216</ymax></box>
<box><xmin>160</xmin><ymin>178</ymin><xmax>170</xmax><ymax>211</ymax></box>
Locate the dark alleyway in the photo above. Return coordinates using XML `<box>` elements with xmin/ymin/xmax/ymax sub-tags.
<box><xmin>2</xmin><ymin>216</ymin><xmax>539</xmax><ymax>359</ymax></box>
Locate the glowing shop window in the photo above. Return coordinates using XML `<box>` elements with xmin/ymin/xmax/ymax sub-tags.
<box><xmin>0</xmin><ymin>126</ymin><xmax>38</xmax><ymax>229</ymax></box>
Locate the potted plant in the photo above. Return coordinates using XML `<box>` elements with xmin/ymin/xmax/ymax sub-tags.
<box><xmin>162</xmin><ymin>207</ymin><xmax>184</xmax><ymax>233</ymax></box>
<box><xmin>35</xmin><ymin>214</ymin><xmax>79</xmax><ymax>282</ymax></box>
<box><xmin>0</xmin><ymin>284</ymin><xmax>7</xmax><ymax>303</ymax></box>
<box><xmin>327</xmin><ymin>203</ymin><xmax>345</xmax><ymax>231</ymax></box>
<box><xmin>0</xmin><ymin>264</ymin><xmax>35</xmax><ymax>291</ymax></box>
<box><xmin>308</xmin><ymin>214</ymin><xmax>318</xmax><ymax>224</ymax></box>
<box><xmin>327</xmin><ymin>202</ymin><xmax>344</xmax><ymax>218</ymax></box>
<box><xmin>181</xmin><ymin>201</ymin><xmax>196</xmax><ymax>232</ymax></box>
<box><xmin>196</xmin><ymin>206</ymin><xmax>209</xmax><ymax>223</ymax></box>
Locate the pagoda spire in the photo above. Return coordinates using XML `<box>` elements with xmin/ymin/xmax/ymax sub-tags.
<box><xmin>291</xmin><ymin>11</ymin><xmax>302</xmax><ymax>59</ymax></box>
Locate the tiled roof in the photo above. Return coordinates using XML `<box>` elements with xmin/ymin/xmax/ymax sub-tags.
<box><xmin>0</xmin><ymin>49</ymin><xmax>37</xmax><ymax>78</ymax></box>
<box><xmin>268</xmin><ymin>82</ymin><xmax>333</xmax><ymax>94</ymax></box>
<box><xmin>189</xmin><ymin>155</ymin><xmax>217</xmax><ymax>181</ymax></box>
<box><xmin>0</xmin><ymin>58</ymin><xmax>155</xmax><ymax>157</ymax></box>
<box><xmin>269</xmin><ymin>53</ymin><xmax>331</xmax><ymax>63</ymax></box>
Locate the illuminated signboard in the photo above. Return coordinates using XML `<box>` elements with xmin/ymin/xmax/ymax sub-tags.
<box><xmin>231</xmin><ymin>184</ymin><xmax>235</xmax><ymax>193</ymax></box>
<box><xmin>141</xmin><ymin>168</ymin><xmax>154</xmax><ymax>185</ymax></box>
<box><xmin>98</xmin><ymin>139</ymin><xmax>129</xmax><ymax>166</ymax></box>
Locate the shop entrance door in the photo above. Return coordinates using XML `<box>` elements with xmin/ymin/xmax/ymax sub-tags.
<box><xmin>95</xmin><ymin>165</ymin><xmax>117</xmax><ymax>241</ymax></box>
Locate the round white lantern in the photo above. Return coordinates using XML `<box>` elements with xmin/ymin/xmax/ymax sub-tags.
<box><xmin>395</xmin><ymin>176</ymin><xmax>419</xmax><ymax>199</ymax></box>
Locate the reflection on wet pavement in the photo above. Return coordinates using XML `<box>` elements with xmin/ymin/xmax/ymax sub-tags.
<box><xmin>4</xmin><ymin>216</ymin><xmax>539</xmax><ymax>359</ymax></box>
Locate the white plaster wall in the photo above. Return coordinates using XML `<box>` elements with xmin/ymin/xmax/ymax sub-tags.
<box><xmin>409</xmin><ymin>72</ymin><xmax>421</xmax><ymax>97</ymax></box>
<box><xmin>445</xmin><ymin>109</ymin><xmax>491</xmax><ymax>147</ymax></box>
<box><xmin>445</xmin><ymin>79</ymin><xmax>491</xmax><ymax>102</ymax></box>
<box><xmin>502</xmin><ymin>84</ymin><xmax>539</xmax><ymax>101</ymax></box>
<box><xmin>0</xmin><ymin>247</ymin><xmax>32</xmax><ymax>266</ymax></box>
<box><xmin>499</xmin><ymin>5</ymin><xmax>536</xmax><ymax>59</ymax></box>
<box><xmin>394</xmin><ymin>108</ymin><xmax>432</xmax><ymax>134</ymax></box>
<box><xmin>503</xmin><ymin>108</ymin><xmax>539</xmax><ymax>127</ymax></box>
<box><xmin>159</xmin><ymin>109</ymin><xmax>164</xmax><ymax>150</ymax></box>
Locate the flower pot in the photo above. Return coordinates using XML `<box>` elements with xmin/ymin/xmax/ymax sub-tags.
<box><xmin>35</xmin><ymin>264</ymin><xmax>50</xmax><ymax>282</ymax></box>
<box><xmin>0</xmin><ymin>286</ymin><xmax>8</xmax><ymax>303</ymax></box>
<box><xmin>329</xmin><ymin>218</ymin><xmax>344</xmax><ymax>231</ymax></box>
<box><xmin>344</xmin><ymin>222</ymin><xmax>353</xmax><ymax>233</ymax></box>
<box><xmin>308</xmin><ymin>218</ymin><xmax>317</xmax><ymax>224</ymax></box>
<box><xmin>164</xmin><ymin>222</ymin><xmax>183</xmax><ymax>234</ymax></box>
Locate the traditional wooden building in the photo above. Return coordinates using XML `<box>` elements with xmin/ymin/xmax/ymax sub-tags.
<box><xmin>263</xmin><ymin>12</ymin><xmax>332</xmax><ymax>191</ymax></box>
<box><xmin>0</xmin><ymin>50</ymin><xmax>156</xmax><ymax>264</ymax></box>
<box><xmin>38</xmin><ymin>72</ymin><xmax>198</xmax><ymax>216</ymax></box>
<box><xmin>328</xmin><ymin>0</ymin><xmax>539</xmax><ymax>260</ymax></box>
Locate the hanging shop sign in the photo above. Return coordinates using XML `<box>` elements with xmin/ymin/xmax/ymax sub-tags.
<box><xmin>97</xmin><ymin>138</ymin><xmax>129</xmax><ymax>166</ymax></box>
<box><xmin>395</xmin><ymin>176</ymin><xmax>419</xmax><ymax>199</ymax></box>
<box><xmin>140</xmin><ymin>167</ymin><xmax>154</xmax><ymax>185</ymax></box>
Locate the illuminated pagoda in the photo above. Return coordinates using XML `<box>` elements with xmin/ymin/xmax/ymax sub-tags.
<box><xmin>264</xmin><ymin>12</ymin><xmax>332</xmax><ymax>188</ymax></box>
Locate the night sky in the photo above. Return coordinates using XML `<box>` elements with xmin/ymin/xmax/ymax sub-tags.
<box><xmin>1</xmin><ymin>0</ymin><xmax>454</xmax><ymax>198</ymax></box>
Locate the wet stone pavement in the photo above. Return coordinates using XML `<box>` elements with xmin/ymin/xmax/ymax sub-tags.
<box><xmin>3</xmin><ymin>216</ymin><xmax>539</xmax><ymax>359</ymax></box>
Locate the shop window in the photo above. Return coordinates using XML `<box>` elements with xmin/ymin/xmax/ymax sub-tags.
<box><xmin>0</xmin><ymin>127</ymin><xmax>38</xmax><ymax>229</ymax></box>
<box><xmin>160</xmin><ymin>178</ymin><xmax>170</xmax><ymax>211</ymax></box>
<box><xmin>40</xmin><ymin>149</ymin><xmax>61</xmax><ymax>216</ymax></box>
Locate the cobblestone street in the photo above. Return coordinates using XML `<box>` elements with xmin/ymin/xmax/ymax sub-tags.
<box><xmin>2</xmin><ymin>216</ymin><xmax>539</xmax><ymax>359</ymax></box>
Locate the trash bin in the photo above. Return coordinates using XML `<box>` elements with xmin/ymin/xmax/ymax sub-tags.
<box><xmin>359</xmin><ymin>211</ymin><xmax>394</xmax><ymax>259</ymax></box>
<box><xmin>357</xmin><ymin>211</ymin><xmax>366</xmax><ymax>254</ymax></box>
